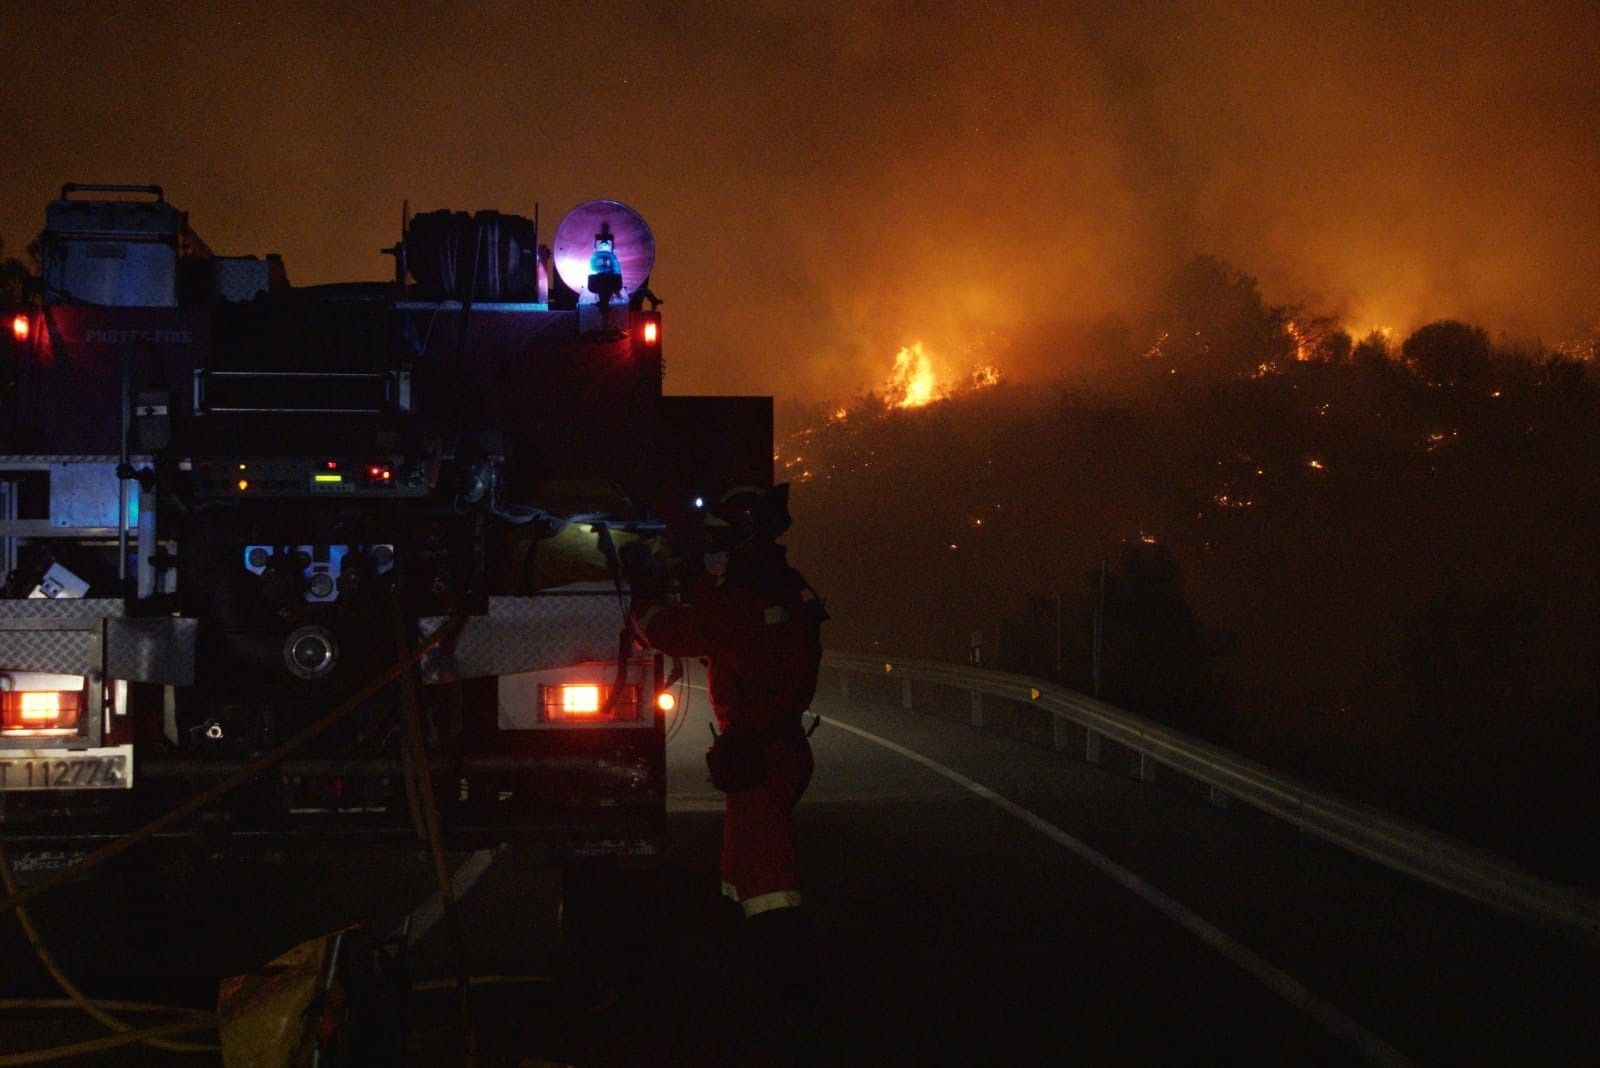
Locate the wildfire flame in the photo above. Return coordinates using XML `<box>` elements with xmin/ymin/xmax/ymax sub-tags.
<box><xmin>886</xmin><ymin>342</ymin><xmax>942</xmax><ymax>408</ymax></box>
<box><xmin>1286</xmin><ymin>320</ymin><xmax>1306</xmax><ymax>362</ymax></box>
<box><xmin>881</xmin><ymin>342</ymin><xmax>1002</xmax><ymax>409</ymax></box>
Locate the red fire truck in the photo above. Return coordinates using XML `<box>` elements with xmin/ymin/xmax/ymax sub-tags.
<box><xmin>0</xmin><ymin>183</ymin><xmax>770</xmax><ymax>865</ymax></box>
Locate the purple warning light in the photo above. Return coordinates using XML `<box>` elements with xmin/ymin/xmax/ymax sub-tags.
<box><xmin>552</xmin><ymin>199</ymin><xmax>656</xmax><ymax>305</ymax></box>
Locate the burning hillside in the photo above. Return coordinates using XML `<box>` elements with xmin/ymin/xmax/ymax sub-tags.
<box><xmin>784</xmin><ymin>336</ymin><xmax>1600</xmax><ymax>885</ymax></box>
<box><xmin>780</xmin><ymin>343</ymin><xmax>1003</xmax><ymax>483</ymax></box>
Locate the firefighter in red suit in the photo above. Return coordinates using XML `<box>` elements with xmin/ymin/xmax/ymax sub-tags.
<box><xmin>630</xmin><ymin>483</ymin><xmax>823</xmax><ymax>1040</ymax></box>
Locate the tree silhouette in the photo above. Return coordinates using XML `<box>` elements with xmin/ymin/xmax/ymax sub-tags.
<box><xmin>1149</xmin><ymin>256</ymin><xmax>1292</xmax><ymax>379</ymax></box>
<box><xmin>1311</xmin><ymin>328</ymin><xmax>1353</xmax><ymax>364</ymax></box>
<box><xmin>1537</xmin><ymin>354</ymin><xmax>1596</xmax><ymax>411</ymax></box>
<box><xmin>1351</xmin><ymin>329</ymin><xmax>1393</xmax><ymax>367</ymax></box>
<box><xmin>0</xmin><ymin>237</ymin><xmax>33</xmax><ymax>303</ymax></box>
<box><xmin>1401</xmin><ymin>319</ymin><xmax>1491</xmax><ymax>387</ymax></box>
<box><xmin>1097</xmin><ymin>542</ymin><xmax>1229</xmax><ymax>733</ymax></box>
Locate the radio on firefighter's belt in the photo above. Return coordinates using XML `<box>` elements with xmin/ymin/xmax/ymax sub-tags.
<box><xmin>706</xmin><ymin>722</ymin><xmax>766</xmax><ymax>793</ymax></box>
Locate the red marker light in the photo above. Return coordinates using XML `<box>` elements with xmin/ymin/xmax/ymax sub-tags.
<box><xmin>642</xmin><ymin>320</ymin><xmax>659</xmax><ymax>345</ymax></box>
<box><xmin>325</xmin><ymin>460</ymin><xmax>338</xmax><ymax>470</ymax></box>
<box><xmin>10</xmin><ymin>313</ymin><xmax>29</xmax><ymax>343</ymax></box>
<box><xmin>655</xmin><ymin>690</ymin><xmax>677</xmax><ymax>714</ymax></box>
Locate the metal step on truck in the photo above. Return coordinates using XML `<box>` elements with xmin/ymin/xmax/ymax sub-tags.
<box><xmin>0</xmin><ymin>183</ymin><xmax>772</xmax><ymax>871</ymax></box>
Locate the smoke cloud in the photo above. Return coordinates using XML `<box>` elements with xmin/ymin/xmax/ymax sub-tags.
<box><xmin>3</xmin><ymin>1</ymin><xmax>1596</xmax><ymax>398</ymax></box>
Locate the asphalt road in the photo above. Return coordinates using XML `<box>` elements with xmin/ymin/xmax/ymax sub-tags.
<box><xmin>0</xmin><ymin>666</ymin><xmax>1595</xmax><ymax>1065</ymax></box>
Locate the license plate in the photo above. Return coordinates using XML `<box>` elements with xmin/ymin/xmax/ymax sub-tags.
<box><xmin>0</xmin><ymin>745</ymin><xmax>133</xmax><ymax>791</ymax></box>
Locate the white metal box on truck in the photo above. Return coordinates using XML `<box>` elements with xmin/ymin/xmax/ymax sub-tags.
<box><xmin>42</xmin><ymin>184</ymin><xmax>206</xmax><ymax>308</ymax></box>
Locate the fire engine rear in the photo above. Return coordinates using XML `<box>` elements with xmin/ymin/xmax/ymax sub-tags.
<box><xmin>0</xmin><ymin>183</ymin><xmax>772</xmax><ymax>861</ymax></box>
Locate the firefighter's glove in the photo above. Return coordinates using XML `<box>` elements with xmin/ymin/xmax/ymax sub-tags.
<box><xmin>619</xmin><ymin>541</ymin><xmax>669</xmax><ymax>602</ymax></box>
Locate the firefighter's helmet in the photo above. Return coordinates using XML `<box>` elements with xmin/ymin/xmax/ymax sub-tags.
<box><xmin>705</xmin><ymin>483</ymin><xmax>790</xmax><ymax>549</ymax></box>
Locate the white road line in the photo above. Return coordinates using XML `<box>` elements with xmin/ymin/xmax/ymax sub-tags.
<box><xmin>822</xmin><ymin>714</ymin><xmax>1415</xmax><ymax>1068</ymax></box>
<box><xmin>394</xmin><ymin>845</ymin><xmax>504</xmax><ymax>947</ymax></box>
<box><xmin>667</xmin><ymin>796</ymin><xmax>725</xmax><ymax>812</ymax></box>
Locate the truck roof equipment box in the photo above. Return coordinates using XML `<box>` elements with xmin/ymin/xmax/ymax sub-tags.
<box><xmin>43</xmin><ymin>184</ymin><xmax>205</xmax><ymax>308</ymax></box>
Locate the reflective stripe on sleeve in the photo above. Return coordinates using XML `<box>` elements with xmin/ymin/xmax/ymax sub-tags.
<box><xmin>762</xmin><ymin>606</ymin><xmax>790</xmax><ymax>624</ymax></box>
<box><xmin>721</xmin><ymin>880</ymin><xmax>740</xmax><ymax>902</ymax></box>
<box><xmin>740</xmin><ymin>890</ymin><xmax>803</xmax><ymax>917</ymax></box>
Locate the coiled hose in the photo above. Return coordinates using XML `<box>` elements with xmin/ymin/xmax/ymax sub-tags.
<box><xmin>0</xmin><ymin>605</ymin><xmax>469</xmax><ymax>1063</ymax></box>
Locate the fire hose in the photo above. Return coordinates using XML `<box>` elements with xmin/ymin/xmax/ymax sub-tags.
<box><xmin>0</xmin><ymin>603</ymin><xmax>471</xmax><ymax>1063</ymax></box>
<box><xmin>389</xmin><ymin>597</ymin><xmax>475</xmax><ymax>1055</ymax></box>
<box><xmin>0</xmin><ymin>837</ymin><xmax>219</xmax><ymax>1061</ymax></box>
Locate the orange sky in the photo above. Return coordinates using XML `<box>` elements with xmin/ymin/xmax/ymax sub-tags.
<box><xmin>3</xmin><ymin>2</ymin><xmax>1597</xmax><ymax>399</ymax></box>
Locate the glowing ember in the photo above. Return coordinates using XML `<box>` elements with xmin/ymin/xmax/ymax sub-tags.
<box><xmin>1424</xmin><ymin>429</ymin><xmax>1459</xmax><ymax>453</ymax></box>
<box><xmin>886</xmin><ymin>342</ymin><xmax>942</xmax><ymax>408</ymax></box>
<box><xmin>1554</xmin><ymin>337</ymin><xmax>1596</xmax><ymax>362</ymax></box>
<box><xmin>970</xmin><ymin>365</ymin><xmax>1001</xmax><ymax>389</ymax></box>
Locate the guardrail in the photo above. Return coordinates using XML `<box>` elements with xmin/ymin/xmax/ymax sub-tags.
<box><xmin>823</xmin><ymin>650</ymin><xmax>1600</xmax><ymax>948</ymax></box>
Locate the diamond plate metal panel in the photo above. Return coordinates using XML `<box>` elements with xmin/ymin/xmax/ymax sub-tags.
<box><xmin>106</xmin><ymin>617</ymin><xmax>197</xmax><ymax>685</ymax></box>
<box><xmin>0</xmin><ymin>601</ymin><xmax>194</xmax><ymax>681</ymax></box>
<box><xmin>421</xmin><ymin>592</ymin><xmax>627</xmax><ymax>678</ymax></box>
<box><xmin>0</xmin><ymin>598</ymin><xmax>123</xmax><ymax>620</ymax></box>
<box><xmin>0</xmin><ymin>456</ymin><xmax>140</xmax><ymax>466</ymax></box>
<box><xmin>211</xmin><ymin>257</ymin><xmax>269</xmax><ymax>302</ymax></box>
<box><xmin>0</xmin><ymin>628</ymin><xmax>98</xmax><ymax>674</ymax></box>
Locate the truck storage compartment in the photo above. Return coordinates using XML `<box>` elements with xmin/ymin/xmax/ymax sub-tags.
<box><xmin>42</xmin><ymin>184</ymin><xmax>206</xmax><ymax>307</ymax></box>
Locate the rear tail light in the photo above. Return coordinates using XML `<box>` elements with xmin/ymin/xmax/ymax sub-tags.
<box><xmin>562</xmin><ymin>684</ymin><xmax>601</xmax><ymax>715</ymax></box>
<box><xmin>641</xmin><ymin>319</ymin><xmax>659</xmax><ymax>345</ymax></box>
<box><xmin>1</xmin><ymin>690</ymin><xmax>83</xmax><ymax>734</ymax></box>
<box><xmin>655</xmin><ymin>690</ymin><xmax>677</xmax><ymax>714</ymax></box>
<box><xmin>10</xmin><ymin>312</ymin><xmax>29</xmax><ymax>344</ymax></box>
<box><xmin>540</xmin><ymin>683</ymin><xmax>640</xmax><ymax>724</ymax></box>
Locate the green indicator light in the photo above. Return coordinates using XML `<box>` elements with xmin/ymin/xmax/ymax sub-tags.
<box><xmin>313</xmin><ymin>474</ymin><xmax>344</xmax><ymax>484</ymax></box>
